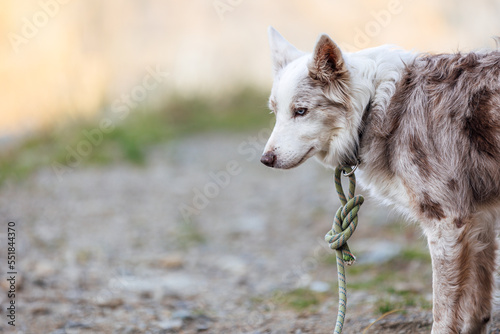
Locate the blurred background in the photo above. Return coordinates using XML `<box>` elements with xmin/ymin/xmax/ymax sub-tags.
<box><xmin>1</xmin><ymin>0</ymin><xmax>500</xmax><ymax>333</ymax></box>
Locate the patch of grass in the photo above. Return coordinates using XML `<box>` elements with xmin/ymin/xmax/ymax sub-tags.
<box><xmin>376</xmin><ymin>298</ymin><xmax>401</xmax><ymax>314</ymax></box>
<box><xmin>0</xmin><ymin>87</ymin><xmax>270</xmax><ymax>186</ymax></box>
<box><xmin>374</xmin><ymin>292</ymin><xmax>431</xmax><ymax>314</ymax></box>
<box><xmin>320</xmin><ymin>244</ymin><xmax>432</xmax><ymax>315</ymax></box>
<box><xmin>396</xmin><ymin>247</ymin><xmax>431</xmax><ymax>263</ymax></box>
<box><xmin>273</xmin><ymin>288</ymin><xmax>329</xmax><ymax>312</ymax></box>
<box><xmin>348</xmin><ymin>271</ymin><xmax>392</xmax><ymax>291</ymax></box>
<box><xmin>175</xmin><ymin>222</ymin><xmax>206</xmax><ymax>250</ymax></box>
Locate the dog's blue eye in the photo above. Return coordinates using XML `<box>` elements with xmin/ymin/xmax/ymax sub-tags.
<box><xmin>295</xmin><ymin>108</ymin><xmax>308</xmax><ymax>116</ymax></box>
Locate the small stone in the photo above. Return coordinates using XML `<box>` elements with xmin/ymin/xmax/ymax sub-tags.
<box><xmin>172</xmin><ymin>309</ymin><xmax>193</xmax><ymax>320</ymax></box>
<box><xmin>309</xmin><ymin>281</ymin><xmax>330</xmax><ymax>293</ymax></box>
<box><xmin>122</xmin><ymin>327</ymin><xmax>140</xmax><ymax>334</ymax></box>
<box><xmin>354</xmin><ymin>240</ymin><xmax>402</xmax><ymax>265</ymax></box>
<box><xmin>139</xmin><ymin>290</ymin><xmax>153</xmax><ymax>299</ymax></box>
<box><xmin>96</xmin><ymin>297</ymin><xmax>124</xmax><ymax>309</ymax></box>
<box><xmin>155</xmin><ymin>254</ymin><xmax>184</xmax><ymax>269</ymax></box>
<box><xmin>216</xmin><ymin>255</ymin><xmax>247</xmax><ymax>276</ymax></box>
<box><xmin>33</xmin><ymin>261</ymin><xmax>56</xmax><ymax>278</ymax></box>
<box><xmin>50</xmin><ymin>330</ymin><xmax>67</xmax><ymax>334</ymax></box>
<box><xmin>157</xmin><ymin>318</ymin><xmax>183</xmax><ymax>331</ymax></box>
<box><xmin>196</xmin><ymin>321</ymin><xmax>210</xmax><ymax>332</ymax></box>
<box><xmin>32</xmin><ymin>306</ymin><xmax>51</xmax><ymax>316</ymax></box>
<box><xmin>65</xmin><ymin>321</ymin><xmax>93</xmax><ymax>329</ymax></box>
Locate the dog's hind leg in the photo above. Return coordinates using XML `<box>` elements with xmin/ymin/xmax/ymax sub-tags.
<box><xmin>423</xmin><ymin>213</ymin><xmax>497</xmax><ymax>334</ymax></box>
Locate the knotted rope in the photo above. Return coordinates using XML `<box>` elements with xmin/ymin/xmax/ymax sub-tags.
<box><xmin>325</xmin><ymin>166</ymin><xmax>364</xmax><ymax>334</ymax></box>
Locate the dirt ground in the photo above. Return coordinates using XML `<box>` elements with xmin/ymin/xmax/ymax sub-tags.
<box><xmin>1</xmin><ymin>133</ymin><xmax>499</xmax><ymax>334</ymax></box>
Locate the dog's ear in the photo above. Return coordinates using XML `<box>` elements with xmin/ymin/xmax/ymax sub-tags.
<box><xmin>268</xmin><ymin>26</ymin><xmax>304</xmax><ymax>76</ymax></box>
<box><xmin>309</xmin><ymin>34</ymin><xmax>346</xmax><ymax>83</ymax></box>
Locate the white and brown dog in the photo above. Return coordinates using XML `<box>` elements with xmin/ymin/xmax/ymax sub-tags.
<box><xmin>261</xmin><ymin>27</ymin><xmax>500</xmax><ymax>333</ymax></box>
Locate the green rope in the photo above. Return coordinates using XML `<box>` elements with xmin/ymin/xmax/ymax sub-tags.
<box><xmin>325</xmin><ymin>166</ymin><xmax>364</xmax><ymax>334</ymax></box>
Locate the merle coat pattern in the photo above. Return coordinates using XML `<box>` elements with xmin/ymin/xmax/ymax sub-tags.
<box><xmin>261</xmin><ymin>27</ymin><xmax>500</xmax><ymax>333</ymax></box>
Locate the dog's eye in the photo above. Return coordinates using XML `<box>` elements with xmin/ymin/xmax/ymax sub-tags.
<box><xmin>294</xmin><ymin>108</ymin><xmax>308</xmax><ymax>117</ymax></box>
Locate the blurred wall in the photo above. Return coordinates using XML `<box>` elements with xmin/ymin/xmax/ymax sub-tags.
<box><xmin>2</xmin><ymin>0</ymin><xmax>500</xmax><ymax>135</ymax></box>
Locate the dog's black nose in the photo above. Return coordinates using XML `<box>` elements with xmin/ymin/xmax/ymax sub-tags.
<box><xmin>260</xmin><ymin>152</ymin><xmax>276</xmax><ymax>167</ymax></box>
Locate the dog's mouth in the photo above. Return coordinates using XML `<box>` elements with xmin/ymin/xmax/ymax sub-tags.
<box><xmin>279</xmin><ymin>147</ymin><xmax>315</xmax><ymax>169</ymax></box>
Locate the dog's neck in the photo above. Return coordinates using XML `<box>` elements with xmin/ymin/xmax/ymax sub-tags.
<box><xmin>336</xmin><ymin>46</ymin><xmax>417</xmax><ymax>168</ymax></box>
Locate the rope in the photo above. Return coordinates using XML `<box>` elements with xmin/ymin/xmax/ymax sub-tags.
<box><xmin>325</xmin><ymin>166</ymin><xmax>364</xmax><ymax>334</ymax></box>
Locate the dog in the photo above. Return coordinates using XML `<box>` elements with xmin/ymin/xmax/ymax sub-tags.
<box><xmin>261</xmin><ymin>27</ymin><xmax>500</xmax><ymax>334</ymax></box>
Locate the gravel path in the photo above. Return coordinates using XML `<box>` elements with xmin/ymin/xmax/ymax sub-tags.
<box><xmin>0</xmin><ymin>133</ymin><xmax>499</xmax><ymax>333</ymax></box>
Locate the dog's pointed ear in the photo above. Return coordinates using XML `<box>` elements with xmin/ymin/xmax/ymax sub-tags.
<box><xmin>309</xmin><ymin>34</ymin><xmax>345</xmax><ymax>83</ymax></box>
<box><xmin>268</xmin><ymin>26</ymin><xmax>304</xmax><ymax>76</ymax></box>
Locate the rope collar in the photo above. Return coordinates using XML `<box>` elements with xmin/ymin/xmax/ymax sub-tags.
<box><xmin>339</xmin><ymin>99</ymin><xmax>372</xmax><ymax>169</ymax></box>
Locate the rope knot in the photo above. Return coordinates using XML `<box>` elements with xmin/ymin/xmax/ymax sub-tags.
<box><xmin>325</xmin><ymin>195</ymin><xmax>364</xmax><ymax>265</ymax></box>
<box><xmin>326</xmin><ymin>166</ymin><xmax>364</xmax><ymax>334</ymax></box>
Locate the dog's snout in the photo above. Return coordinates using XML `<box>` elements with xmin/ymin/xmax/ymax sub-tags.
<box><xmin>260</xmin><ymin>151</ymin><xmax>276</xmax><ymax>167</ymax></box>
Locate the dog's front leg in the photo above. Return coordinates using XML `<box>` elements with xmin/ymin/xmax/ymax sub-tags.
<box><xmin>423</xmin><ymin>214</ymin><xmax>496</xmax><ymax>334</ymax></box>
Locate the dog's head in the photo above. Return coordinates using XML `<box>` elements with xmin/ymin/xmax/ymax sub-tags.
<box><xmin>261</xmin><ymin>27</ymin><xmax>357</xmax><ymax>169</ymax></box>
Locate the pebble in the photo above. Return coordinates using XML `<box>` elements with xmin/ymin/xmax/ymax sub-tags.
<box><xmin>32</xmin><ymin>305</ymin><xmax>51</xmax><ymax>316</ymax></box>
<box><xmin>96</xmin><ymin>297</ymin><xmax>124</xmax><ymax>309</ymax></box>
<box><xmin>196</xmin><ymin>322</ymin><xmax>211</xmax><ymax>331</ymax></box>
<box><xmin>172</xmin><ymin>309</ymin><xmax>193</xmax><ymax>320</ymax></box>
<box><xmin>119</xmin><ymin>327</ymin><xmax>141</xmax><ymax>334</ymax></box>
<box><xmin>309</xmin><ymin>281</ymin><xmax>330</xmax><ymax>293</ymax></box>
<box><xmin>33</xmin><ymin>261</ymin><xmax>57</xmax><ymax>278</ymax></box>
<box><xmin>65</xmin><ymin>321</ymin><xmax>93</xmax><ymax>329</ymax></box>
<box><xmin>110</xmin><ymin>273</ymin><xmax>203</xmax><ymax>298</ymax></box>
<box><xmin>355</xmin><ymin>240</ymin><xmax>402</xmax><ymax>264</ymax></box>
<box><xmin>216</xmin><ymin>255</ymin><xmax>248</xmax><ymax>276</ymax></box>
<box><xmin>157</xmin><ymin>318</ymin><xmax>183</xmax><ymax>331</ymax></box>
<box><xmin>154</xmin><ymin>254</ymin><xmax>184</xmax><ymax>269</ymax></box>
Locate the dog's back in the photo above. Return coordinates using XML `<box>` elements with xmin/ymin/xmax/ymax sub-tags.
<box><xmin>362</xmin><ymin>51</ymin><xmax>500</xmax><ymax>222</ymax></box>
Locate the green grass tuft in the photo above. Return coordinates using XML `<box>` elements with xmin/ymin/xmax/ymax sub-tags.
<box><xmin>397</xmin><ymin>247</ymin><xmax>431</xmax><ymax>263</ymax></box>
<box><xmin>272</xmin><ymin>288</ymin><xmax>329</xmax><ymax>312</ymax></box>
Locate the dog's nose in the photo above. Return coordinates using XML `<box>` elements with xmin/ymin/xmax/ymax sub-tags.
<box><xmin>260</xmin><ymin>151</ymin><xmax>276</xmax><ymax>167</ymax></box>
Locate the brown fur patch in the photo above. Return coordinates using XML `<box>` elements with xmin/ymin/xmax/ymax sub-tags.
<box><xmin>453</xmin><ymin>217</ymin><xmax>465</xmax><ymax>228</ymax></box>
<box><xmin>419</xmin><ymin>192</ymin><xmax>445</xmax><ymax>220</ymax></box>
<box><xmin>465</xmin><ymin>88</ymin><xmax>499</xmax><ymax>157</ymax></box>
<box><xmin>408</xmin><ymin>133</ymin><xmax>430</xmax><ymax>173</ymax></box>
<box><xmin>447</xmin><ymin>179</ymin><xmax>458</xmax><ymax>192</ymax></box>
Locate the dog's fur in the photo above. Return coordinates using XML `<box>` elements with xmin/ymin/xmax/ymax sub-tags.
<box><xmin>261</xmin><ymin>27</ymin><xmax>500</xmax><ymax>333</ymax></box>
